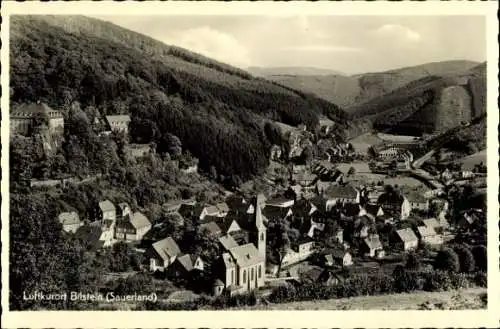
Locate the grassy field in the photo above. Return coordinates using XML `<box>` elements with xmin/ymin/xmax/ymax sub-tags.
<box><xmin>348</xmin><ymin>133</ymin><xmax>384</xmax><ymax>155</ymax></box>
<box><xmin>238</xmin><ymin>288</ymin><xmax>487</xmax><ymax>310</ymax></box>
<box><xmin>337</xmin><ymin>163</ymin><xmax>426</xmax><ymax>188</ymax></box>
<box><xmin>458</xmin><ymin>149</ymin><xmax>486</xmax><ymax>171</ymax></box>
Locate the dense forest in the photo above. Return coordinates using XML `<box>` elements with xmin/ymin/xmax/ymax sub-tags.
<box><xmin>10</xmin><ymin>15</ymin><xmax>348</xmax><ymax>181</ymax></box>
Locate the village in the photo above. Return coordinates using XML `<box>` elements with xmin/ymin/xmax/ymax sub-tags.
<box><xmin>12</xmin><ymin>101</ymin><xmax>487</xmax><ymax>305</ymax></box>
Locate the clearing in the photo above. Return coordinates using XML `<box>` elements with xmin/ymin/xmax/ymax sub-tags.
<box><xmin>238</xmin><ymin>288</ymin><xmax>487</xmax><ymax>310</ymax></box>
<box><xmin>458</xmin><ymin>149</ymin><xmax>486</xmax><ymax>171</ymax></box>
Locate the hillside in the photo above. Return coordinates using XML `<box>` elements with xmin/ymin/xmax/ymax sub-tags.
<box><xmin>10</xmin><ymin>15</ymin><xmax>348</xmax><ymax>181</ymax></box>
<box><xmin>348</xmin><ymin>62</ymin><xmax>486</xmax><ymax>136</ymax></box>
<box><xmin>264</xmin><ymin>60</ymin><xmax>480</xmax><ymax>108</ymax></box>
<box><xmin>247</xmin><ymin>66</ymin><xmax>345</xmax><ymax>77</ymax></box>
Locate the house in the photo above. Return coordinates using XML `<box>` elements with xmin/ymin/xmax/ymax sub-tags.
<box><xmin>282</xmin><ymin>238</ymin><xmax>315</xmax><ymax>266</ymax></box>
<box><xmin>293</xmin><ymin>173</ymin><xmax>318</xmax><ymax>187</ymax></box>
<box><xmin>217</xmin><ymin>216</ymin><xmax>242</xmax><ymax>235</ymax></box>
<box><xmin>117</xmin><ymin>202</ymin><xmax>132</xmax><ymax>218</ymax></box>
<box><xmin>416</xmin><ymin>226</ymin><xmax>443</xmax><ymax>246</ymax></box>
<box><xmin>147</xmin><ymin>237</ymin><xmax>182</xmax><ymax>271</ymax></box>
<box><xmin>423</xmin><ymin>217</ymin><xmax>448</xmax><ymax>234</ymax></box>
<box><xmin>58</xmin><ymin>212</ymin><xmax>83</xmax><ymax>233</ymax></box>
<box><xmin>377</xmin><ymin>191</ymin><xmax>411</xmax><ymax>220</ymax></box>
<box><xmin>180</xmin><ymin>158</ymin><xmax>199</xmax><ymax>174</ymax></box>
<box><xmin>106</xmin><ymin>114</ymin><xmax>130</xmax><ymax>133</ymax></box>
<box><xmin>324</xmin><ymin>185</ymin><xmax>360</xmax><ymax>210</ymax></box>
<box><xmin>125</xmin><ymin>143</ymin><xmax>151</xmax><ymax>159</ymax></box>
<box><xmin>270</xmin><ymin>144</ymin><xmax>283</xmax><ymax>161</ymax></box>
<box><xmin>393</xmin><ymin>228</ymin><xmax>419</xmax><ymax>251</ymax></box>
<box><xmin>461</xmin><ymin>171</ymin><xmax>475</xmax><ymax>179</ymax></box>
<box><xmin>262</xmin><ymin>205</ymin><xmax>293</xmax><ymax>220</ymax></box>
<box><xmin>315</xmin><ymin>180</ymin><xmax>331</xmax><ymax>195</ymax></box>
<box><xmin>360</xmin><ymin>204</ymin><xmax>384</xmax><ymax>220</ymax></box>
<box><xmin>362</xmin><ymin>234</ymin><xmax>385</xmax><ymax>258</ymax></box>
<box><xmin>292</xmin><ymin>199</ymin><xmax>317</xmax><ymax>218</ymax></box>
<box><xmin>306</xmin><ymin>219</ymin><xmax>326</xmax><ymax>239</ymax></box>
<box><xmin>97</xmin><ymin>200</ymin><xmax>116</xmax><ymax>222</ymax></box>
<box><xmin>406</xmin><ymin>192</ymin><xmax>429</xmax><ymax>212</ymax></box>
<box><xmin>75</xmin><ymin>223</ymin><xmax>111</xmax><ymax>250</ymax></box>
<box><xmin>318</xmin><ymin>118</ymin><xmax>335</xmax><ymax>135</ymax></box>
<box><xmin>10</xmin><ymin>102</ymin><xmax>64</xmax><ymax>137</ymax></box>
<box><xmin>286</xmin><ymin>185</ymin><xmax>303</xmax><ymax>201</ymax></box>
<box><xmin>265</xmin><ymin>197</ymin><xmax>295</xmax><ymax>208</ymax></box>
<box><xmin>199</xmin><ymin>221</ymin><xmax>223</xmax><ymax>236</ymax></box>
<box><xmin>115</xmin><ymin>212</ymin><xmax>152</xmax><ymax>241</ymax></box>
<box><xmin>168</xmin><ymin>254</ymin><xmax>205</xmax><ymax>279</ymax></box>
<box><xmin>329</xmin><ymin>249</ymin><xmax>353</xmax><ymax>267</ymax></box>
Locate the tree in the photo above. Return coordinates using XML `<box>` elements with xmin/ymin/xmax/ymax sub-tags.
<box><xmin>267</xmin><ymin>218</ymin><xmax>294</xmax><ymax>277</ymax></box>
<box><xmin>347</xmin><ymin>166</ymin><xmax>356</xmax><ymax>177</ymax></box>
<box><xmin>453</xmin><ymin>245</ymin><xmax>476</xmax><ymax>273</ymax></box>
<box><xmin>434</xmin><ymin>248</ymin><xmax>460</xmax><ymax>273</ymax></box>
<box><xmin>472</xmin><ymin>245</ymin><xmax>487</xmax><ymax>272</ymax></box>
<box><xmin>405</xmin><ymin>251</ymin><xmax>421</xmax><ymax>270</ymax></box>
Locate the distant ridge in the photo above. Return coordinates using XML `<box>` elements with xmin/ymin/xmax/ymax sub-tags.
<box><xmin>263</xmin><ymin>60</ymin><xmax>481</xmax><ymax>108</ymax></box>
<box><xmin>247</xmin><ymin>66</ymin><xmax>346</xmax><ymax>77</ymax></box>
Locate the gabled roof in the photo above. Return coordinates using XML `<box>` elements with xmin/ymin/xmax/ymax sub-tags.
<box><xmin>328</xmin><ymin>248</ymin><xmax>349</xmax><ymax>260</ymax></box>
<box><xmin>99</xmin><ymin>200</ymin><xmax>115</xmax><ymax>212</ymax></box>
<box><xmin>364</xmin><ymin>204</ymin><xmax>383</xmax><ymax>217</ymax></box>
<box><xmin>11</xmin><ymin>102</ymin><xmax>62</xmax><ymax>119</ymax></box>
<box><xmin>262</xmin><ymin>205</ymin><xmax>292</xmax><ymax>220</ymax></box>
<box><xmin>417</xmin><ymin>225</ymin><xmax>437</xmax><ymax>238</ymax></box>
<box><xmin>75</xmin><ymin>225</ymin><xmax>105</xmax><ymax>250</ymax></box>
<box><xmin>152</xmin><ymin>237</ymin><xmax>181</xmax><ymax>261</ymax></box>
<box><xmin>265</xmin><ymin>196</ymin><xmax>294</xmax><ymax>207</ymax></box>
<box><xmin>216</xmin><ymin>202</ymin><xmax>230</xmax><ymax>213</ymax></box>
<box><xmin>118</xmin><ymin>202</ymin><xmax>130</xmax><ymax>211</ymax></box>
<box><xmin>422</xmin><ymin>218</ymin><xmax>441</xmax><ymax>228</ymax></box>
<box><xmin>200</xmin><ymin>221</ymin><xmax>222</xmax><ymax>236</ymax></box>
<box><xmin>176</xmin><ymin>254</ymin><xmax>195</xmax><ymax>272</ymax></box>
<box><xmin>130</xmin><ymin>212</ymin><xmax>151</xmax><ymax>229</ymax></box>
<box><xmin>58</xmin><ymin>212</ymin><xmax>80</xmax><ymax>226</ymax></box>
<box><xmin>396</xmin><ymin>228</ymin><xmax>418</xmax><ymax>243</ymax></box>
<box><xmin>324</xmin><ymin>185</ymin><xmax>358</xmax><ymax>199</ymax></box>
<box><xmin>229</xmin><ymin>243</ymin><xmax>264</xmax><ymax>267</ymax></box>
<box><xmin>217</xmin><ymin>216</ymin><xmax>241</xmax><ymax>233</ymax></box>
<box><xmin>106</xmin><ymin>114</ymin><xmax>130</xmax><ymax>122</ymax></box>
<box><xmin>364</xmin><ymin>234</ymin><xmax>383</xmax><ymax>250</ymax></box>
<box><xmin>219</xmin><ymin>234</ymin><xmax>239</xmax><ymax>251</ymax></box>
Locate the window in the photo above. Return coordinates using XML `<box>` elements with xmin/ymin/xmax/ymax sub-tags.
<box><xmin>258</xmin><ymin>265</ymin><xmax>262</xmax><ymax>278</ymax></box>
<box><xmin>260</xmin><ymin>232</ymin><xmax>264</xmax><ymax>241</ymax></box>
<box><xmin>251</xmin><ymin>268</ymin><xmax>254</xmax><ymax>281</ymax></box>
<box><xmin>242</xmin><ymin>270</ymin><xmax>246</xmax><ymax>283</ymax></box>
<box><xmin>231</xmin><ymin>270</ymin><xmax>234</xmax><ymax>284</ymax></box>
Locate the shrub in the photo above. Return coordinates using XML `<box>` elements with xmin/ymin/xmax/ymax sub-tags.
<box><xmin>473</xmin><ymin>272</ymin><xmax>487</xmax><ymax>287</ymax></box>
<box><xmin>405</xmin><ymin>251</ymin><xmax>421</xmax><ymax>270</ymax></box>
<box><xmin>454</xmin><ymin>245</ymin><xmax>476</xmax><ymax>273</ymax></box>
<box><xmin>423</xmin><ymin>270</ymin><xmax>452</xmax><ymax>292</ymax></box>
<box><xmin>434</xmin><ymin>247</ymin><xmax>460</xmax><ymax>273</ymax></box>
<box><xmin>472</xmin><ymin>245</ymin><xmax>487</xmax><ymax>272</ymax></box>
<box><xmin>448</xmin><ymin>272</ymin><xmax>471</xmax><ymax>289</ymax></box>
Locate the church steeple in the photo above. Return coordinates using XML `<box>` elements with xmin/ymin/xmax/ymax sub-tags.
<box><xmin>253</xmin><ymin>193</ymin><xmax>267</xmax><ymax>263</ymax></box>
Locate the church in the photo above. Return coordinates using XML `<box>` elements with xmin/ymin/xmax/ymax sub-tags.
<box><xmin>213</xmin><ymin>194</ymin><xmax>267</xmax><ymax>297</ymax></box>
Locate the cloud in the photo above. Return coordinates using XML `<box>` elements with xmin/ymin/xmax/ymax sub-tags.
<box><xmin>372</xmin><ymin>24</ymin><xmax>421</xmax><ymax>43</ymax></box>
<box><xmin>283</xmin><ymin>45</ymin><xmax>363</xmax><ymax>53</ymax></box>
<box><xmin>163</xmin><ymin>26</ymin><xmax>252</xmax><ymax>68</ymax></box>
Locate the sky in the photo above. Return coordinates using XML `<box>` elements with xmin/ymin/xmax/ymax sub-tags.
<box><xmin>94</xmin><ymin>15</ymin><xmax>486</xmax><ymax>75</ymax></box>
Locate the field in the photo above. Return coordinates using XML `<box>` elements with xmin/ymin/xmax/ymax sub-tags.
<box><xmin>377</xmin><ymin>133</ymin><xmax>420</xmax><ymax>143</ymax></box>
<box><xmin>337</xmin><ymin>162</ymin><xmax>426</xmax><ymax>188</ymax></box>
<box><xmin>348</xmin><ymin>133</ymin><xmax>384</xmax><ymax>155</ymax></box>
<box><xmin>458</xmin><ymin>149</ymin><xmax>486</xmax><ymax>171</ymax></box>
<box><xmin>238</xmin><ymin>288</ymin><xmax>487</xmax><ymax>310</ymax></box>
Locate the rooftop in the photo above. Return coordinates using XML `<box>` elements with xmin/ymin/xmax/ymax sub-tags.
<box><xmin>229</xmin><ymin>243</ymin><xmax>264</xmax><ymax>267</ymax></box>
<box><xmin>11</xmin><ymin>102</ymin><xmax>62</xmax><ymax>119</ymax></box>
<box><xmin>58</xmin><ymin>212</ymin><xmax>80</xmax><ymax>226</ymax></box>
<box><xmin>396</xmin><ymin>228</ymin><xmax>418</xmax><ymax>243</ymax></box>
<box><xmin>152</xmin><ymin>237</ymin><xmax>181</xmax><ymax>260</ymax></box>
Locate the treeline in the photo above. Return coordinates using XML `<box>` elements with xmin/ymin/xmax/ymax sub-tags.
<box><xmin>10</xmin><ymin>16</ymin><xmax>347</xmax><ymax>180</ymax></box>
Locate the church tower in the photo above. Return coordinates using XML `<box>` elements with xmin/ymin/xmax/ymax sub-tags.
<box><xmin>252</xmin><ymin>193</ymin><xmax>267</xmax><ymax>264</ymax></box>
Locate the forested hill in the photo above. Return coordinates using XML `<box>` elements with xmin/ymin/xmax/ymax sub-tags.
<box><xmin>10</xmin><ymin>15</ymin><xmax>347</xmax><ymax>181</ymax></box>
<box><xmin>347</xmin><ymin>62</ymin><xmax>486</xmax><ymax>135</ymax></box>
<box><xmin>263</xmin><ymin>60</ymin><xmax>480</xmax><ymax>108</ymax></box>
